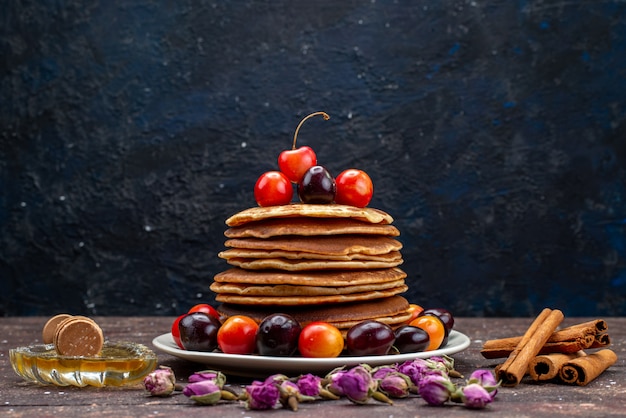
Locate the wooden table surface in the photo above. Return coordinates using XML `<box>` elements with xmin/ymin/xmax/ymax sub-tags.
<box><xmin>1</xmin><ymin>316</ymin><xmax>624</xmax><ymax>417</ymax></box>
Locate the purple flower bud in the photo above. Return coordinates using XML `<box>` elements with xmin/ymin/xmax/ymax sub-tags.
<box><xmin>468</xmin><ymin>369</ymin><xmax>499</xmax><ymax>399</ymax></box>
<box><xmin>371</xmin><ymin>365</ymin><xmax>397</xmax><ymax>380</ymax></box>
<box><xmin>297</xmin><ymin>373</ymin><xmax>322</xmax><ymax>397</ymax></box>
<box><xmin>279</xmin><ymin>380</ymin><xmax>316</xmax><ymax>410</ymax></box>
<box><xmin>143</xmin><ymin>366</ymin><xmax>176</xmax><ymax>397</ymax></box>
<box><xmin>245</xmin><ymin>380</ymin><xmax>280</xmax><ymax>410</ymax></box>
<box><xmin>418</xmin><ymin>373</ymin><xmax>455</xmax><ymax>406</ymax></box>
<box><xmin>462</xmin><ymin>383</ymin><xmax>493</xmax><ymax>409</ymax></box>
<box><xmin>427</xmin><ymin>355</ymin><xmax>454</xmax><ymax>373</ymax></box>
<box><xmin>183</xmin><ymin>380</ymin><xmax>222</xmax><ymax>405</ymax></box>
<box><xmin>378</xmin><ymin>372</ymin><xmax>412</xmax><ymax>398</ymax></box>
<box><xmin>264</xmin><ymin>374</ymin><xmax>289</xmax><ymax>384</ymax></box>
<box><xmin>337</xmin><ymin>365</ymin><xmax>377</xmax><ymax>404</ymax></box>
<box><xmin>188</xmin><ymin>370</ymin><xmax>226</xmax><ymax>387</ymax></box>
<box><xmin>325</xmin><ymin>368</ymin><xmax>347</xmax><ymax>396</ymax></box>
<box><xmin>280</xmin><ymin>380</ymin><xmax>300</xmax><ymax>397</ymax></box>
<box><xmin>397</xmin><ymin>358</ymin><xmax>437</xmax><ymax>386</ymax></box>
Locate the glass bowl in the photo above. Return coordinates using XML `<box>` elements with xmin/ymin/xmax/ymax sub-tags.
<box><xmin>10</xmin><ymin>341</ymin><xmax>158</xmax><ymax>387</ymax></box>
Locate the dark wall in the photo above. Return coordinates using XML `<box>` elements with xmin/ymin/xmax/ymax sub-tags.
<box><xmin>2</xmin><ymin>1</ymin><xmax>626</xmax><ymax>317</ymax></box>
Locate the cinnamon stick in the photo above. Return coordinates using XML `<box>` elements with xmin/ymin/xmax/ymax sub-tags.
<box><xmin>481</xmin><ymin>319</ymin><xmax>606</xmax><ymax>359</ymax></box>
<box><xmin>556</xmin><ymin>319</ymin><xmax>607</xmax><ymax>336</ymax></box>
<box><xmin>558</xmin><ymin>349</ymin><xmax>618</xmax><ymax>386</ymax></box>
<box><xmin>495</xmin><ymin>308</ymin><xmax>564</xmax><ymax>387</ymax></box>
<box><xmin>481</xmin><ymin>337</ymin><xmax>593</xmax><ymax>359</ymax></box>
<box><xmin>591</xmin><ymin>333</ymin><xmax>611</xmax><ymax>348</ymax></box>
<box><xmin>528</xmin><ymin>351</ymin><xmax>586</xmax><ymax>381</ymax></box>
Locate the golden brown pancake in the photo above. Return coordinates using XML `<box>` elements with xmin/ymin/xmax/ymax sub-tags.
<box><xmin>213</xmin><ymin>267</ymin><xmax>407</xmax><ymax>286</ymax></box>
<box><xmin>225</xmin><ymin>257</ymin><xmax>403</xmax><ymax>271</ymax></box>
<box><xmin>215</xmin><ymin>204</ymin><xmax>410</xmax><ymax>333</ymax></box>
<box><xmin>224</xmin><ymin>217</ymin><xmax>400</xmax><ymax>238</ymax></box>
<box><xmin>224</xmin><ymin>235</ymin><xmax>402</xmax><ymax>256</ymax></box>
<box><xmin>217</xmin><ymin>295</ymin><xmax>411</xmax><ymax>326</ymax></box>
<box><xmin>214</xmin><ymin>284</ymin><xmax>408</xmax><ymax>305</ymax></box>
<box><xmin>225</xmin><ymin>204</ymin><xmax>394</xmax><ymax>227</ymax></box>
<box><xmin>219</xmin><ymin>248</ymin><xmax>403</xmax><ymax>262</ymax></box>
<box><xmin>210</xmin><ymin>278</ymin><xmax>406</xmax><ymax>297</ymax></box>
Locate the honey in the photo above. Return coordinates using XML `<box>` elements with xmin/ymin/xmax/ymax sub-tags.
<box><xmin>10</xmin><ymin>341</ymin><xmax>157</xmax><ymax>387</ymax></box>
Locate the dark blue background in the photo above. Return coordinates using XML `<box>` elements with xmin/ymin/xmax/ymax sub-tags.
<box><xmin>2</xmin><ymin>1</ymin><xmax>626</xmax><ymax>317</ymax></box>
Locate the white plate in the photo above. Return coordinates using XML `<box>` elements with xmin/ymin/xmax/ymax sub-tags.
<box><xmin>152</xmin><ymin>330</ymin><xmax>470</xmax><ymax>378</ymax></box>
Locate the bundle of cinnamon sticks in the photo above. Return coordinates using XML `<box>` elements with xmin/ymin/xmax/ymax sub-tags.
<box><xmin>482</xmin><ymin>308</ymin><xmax>617</xmax><ymax>387</ymax></box>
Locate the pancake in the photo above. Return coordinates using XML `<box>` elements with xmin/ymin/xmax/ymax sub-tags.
<box><xmin>225</xmin><ymin>257</ymin><xmax>403</xmax><ymax>271</ymax></box>
<box><xmin>214</xmin><ymin>284</ymin><xmax>408</xmax><ymax>305</ymax></box>
<box><xmin>219</xmin><ymin>248</ymin><xmax>403</xmax><ymax>262</ymax></box>
<box><xmin>213</xmin><ymin>267</ymin><xmax>407</xmax><ymax>286</ymax></box>
<box><xmin>217</xmin><ymin>295</ymin><xmax>411</xmax><ymax>326</ymax></box>
<box><xmin>224</xmin><ymin>235</ymin><xmax>402</xmax><ymax>256</ymax></box>
<box><xmin>224</xmin><ymin>217</ymin><xmax>400</xmax><ymax>239</ymax></box>
<box><xmin>210</xmin><ymin>278</ymin><xmax>406</xmax><ymax>296</ymax></box>
<box><xmin>226</xmin><ymin>204</ymin><xmax>394</xmax><ymax>227</ymax></box>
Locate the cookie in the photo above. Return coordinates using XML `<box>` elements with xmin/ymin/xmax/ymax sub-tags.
<box><xmin>53</xmin><ymin>316</ymin><xmax>104</xmax><ymax>357</ymax></box>
<box><xmin>42</xmin><ymin>313</ymin><xmax>72</xmax><ymax>344</ymax></box>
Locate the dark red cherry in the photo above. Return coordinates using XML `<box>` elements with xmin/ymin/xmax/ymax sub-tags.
<box><xmin>298</xmin><ymin>165</ymin><xmax>336</xmax><ymax>204</ymax></box>
<box><xmin>255</xmin><ymin>313</ymin><xmax>302</xmax><ymax>356</ymax></box>
<box><xmin>346</xmin><ymin>320</ymin><xmax>395</xmax><ymax>356</ymax></box>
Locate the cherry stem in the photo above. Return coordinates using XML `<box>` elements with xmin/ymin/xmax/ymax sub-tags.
<box><xmin>292</xmin><ymin>111</ymin><xmax>330</xmax><ymax>149</ymax></box>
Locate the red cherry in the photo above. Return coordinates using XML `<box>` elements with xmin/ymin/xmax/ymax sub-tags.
<box><xmin>277</xmin><ymin>112</ymin><xmax>329</xmax><ymax>182</ymax></box>
<box><xmin>335</xmin><ymin>169</ymin><xmax>373</xmax><ymax>207</ymax></box>
<box><xmin>171</xmin><ymin>314</ymin><xmax>186</xmax><ymax>349</ymax></box>
<box><xmin>278</xmin><ymin>146</ymin><xmax>317</xmax><ymax>183</ymax></box>
<box><xmin>254</xmin><ymin>171</ymin><xmax>293</xmax><ymax>206</ymax></box>
<box><xmin>188</xmin><ymin>303</ymin><xmax>221</xmax><ymax>321</ymax></box>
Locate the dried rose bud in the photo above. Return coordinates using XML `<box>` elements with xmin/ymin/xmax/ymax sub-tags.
<box><xmin>183</xmin><ymin>380</ymin><xmax>222</xmax><ymax>405</ymax></box>
<box><xmin>279</xmin><ymin>380</ymin><xmax>300</xmax><ymax>396</ymax></box>
<box><xmin>337</xmin><ymin>365</ymin><xmax>378</xmax><ymax>404</ymax></box>
<box><xmin>468</xmin><ymin>369</ymin><xmax>499</xmax><ymax>398</ymax></box>
<box><xmin>398</xmin><ymin>358</ymin><xmax>442</xmax><ymax>387</ymax></box>
<box><xmin>188</xmin><ymin>370</ymin><xmax>226</xmax><ymax>387</ymax></box>
<box><xmin>296</xmin><ymin>373</ymin><xmax>322</xmax><ymax>396</ymax></box>
<box><xmin>324</xmin><ymin>367</ymin><xmax>347</xmax><ymax>396</ymax></box>
<box><xmin>245</xmin><ymin>380</ymin><xmax>281</xmax><ymax>410</ymax></box>
<box><xmin>143</xmin><ymin>366</ymin><xmax>176</xmax><ymax>397</ymax></box>
<box><xmin>418</xmin><ymin>373</ymin><xmax>456</xmax><ymax>406</ymax></box>
<box><xmin>462</xmin><ymin>383</ymin><xmax>494</xmax><ymax>409</ymax></box>
<box><xmin>427</xmin><ymin>355</ymin><xmax>454</xmax><ymax>372</ymax></box>
<box><xmin>279</xmin><ymin>381</ymin><xmax>301</xmax><ymax>411</ymax></box>
<box><xmin>371</xmin><ymin>365</ymin><xmax>397</xmax><ymax>380</ymax></box>
<box><xmin>378</xmin><ymin>372</ymin><xmax>412</xmax><ymax>398</ymax></box>
<box><xmin>278</xmin><ymin>380</ymin><xmax>316</xmax><ymax>411</ymax></box>
<box><xmin>266</xmin><ymin>373</ymin><xmax>289</xmax><ymax>383</ymax></box>
<box><xmin>296</xmin><ymin>373</ymin><xmax>339</xmax><ymax>400</ymax></box>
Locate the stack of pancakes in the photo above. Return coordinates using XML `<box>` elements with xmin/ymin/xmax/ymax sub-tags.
<box><xmin>211</xmin><ymin>204</ymin><xmax>412</xmax><ymax>334</ymax></box>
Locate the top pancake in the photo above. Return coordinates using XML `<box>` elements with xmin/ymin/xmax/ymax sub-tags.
<box><xmin>226</xmin><ymin>204</ymin><xmax>394</xmax><ymax>227</ymax></box>
<box><xmin>225</xmin><ymin>217</ymin><xmax>400</xmax><ymax>239</ymax></box>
